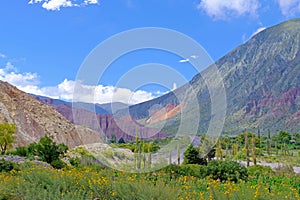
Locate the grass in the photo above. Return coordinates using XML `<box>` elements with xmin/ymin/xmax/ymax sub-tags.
<box><xmin>0</xmin><ymin>161</ymin><xmax>299</xmax><ymax>200</ymax></box>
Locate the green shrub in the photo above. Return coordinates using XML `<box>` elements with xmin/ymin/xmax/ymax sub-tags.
<box><xmin>50</xmin><ymin>159</ymin><xmax>66</xmax><ymax>169</ymax></box>
<box><xmin>161</xmin><ymin>164</ymin><xmax>207</xmax><ymax>179</ymax></box>
<box><xmin>205</xmin><ymin>160</ymin><xmax>248</xmax><ymax>182</ymax></box>
<box><xmin>183</xmin><ymin>144</ymin><xmax>207</xmax><ymax>165</ymax></box>
<box><xmin>233</xmin><ymin>149</ymin><xmax>246</xmax><ymax>160</ymax></box>
<box><xmin>247</xmin><ymin>165</ymin><xmax>274</xmax><ymax>177</ymax></box>
<box><xmin>273</xmin><ymin>165</ymin><xmax>295</xmax><ymax>177</ymax></box>
<box><xmin>11</xmin><ymin>146</ymin><xmax>28</xmax><ymax>157</ymax></box>
<box><xmin>69</xmin><ymin>157</ymin><xmax>81</xmax><ymax>167</ymax></box>
<box><xmin>0</xmin><ymin>159</ymin><xmax>19</xmax><ymax>172</ymax></box>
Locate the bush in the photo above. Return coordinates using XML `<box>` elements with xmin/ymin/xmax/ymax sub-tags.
<box><xmin>11</xmin><ymin>137</ymin><xmax>68</xmax><ymax>169</ymax></box>
<box><xmin>161</xmin><ymin>164</ymin><xmax>207</xmax><ymax>179</ymax></box>
<box><xmin>11</xmin><ymin>146</ymin><xmax>28</xmax><ymax>157</ymax></box>
<box><xmin>247</xmin><ymin>165</ymin><xmax>274</xmax><ymax>177</ymax></box>
<box><xmin>0</xmin><ymin>159</ymin><xmax>19</xmax><ymax>172</ymax></box>
<box><xmin>205</xmin><ymin>160</ymin><xmax>248</xmax><ymax>182</ymax></box>
<box><xmin>183</xmin><ymin>144</ymin><xmax>207</xmax><ymax>165</ymax></box>
<box><xmin>233</xmin><ymin>149</ymin><xmax>246</xmax><ymax>160</ymax></box>
<box><xmin>50</xmin><ymin>159</ymin><xmax>66</xmax><ymax>169</ymax></box>
<box><xmin>273</xmin><ymin>165</ymin><xmax>295</xmax><ymax>177</ymax></box>
<box><xmin>69</xmin><ymin>157</ymin><xmax>81</xmax><ymax>167</ymax></box>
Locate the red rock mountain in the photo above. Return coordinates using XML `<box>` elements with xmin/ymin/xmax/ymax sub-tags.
<box><xmin>36</xmin><ymin>101</ymin><xmax>170</xmax><ymax>142</ymax></box>
<box><xmin>0</xmin><ymin>81</ymin><xmax>101</xmax><ymax>148</ymax></box>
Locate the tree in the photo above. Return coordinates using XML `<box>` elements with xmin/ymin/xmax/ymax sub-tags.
<box><xmin>0</xmin><ymin>124</ymin><xmax>16</xmax><ymax>155</ymax></box>
<box><xmin>276</xmin><ymin>131</ymin><xmax>291</xmax><ymax>144</ymax></box>
<box><xmin>36</xmin><ymin>136</ymin><xmax>68</xmax><ymax>164</ymax></box>
<box><xmin>110</xmin><ymin>134</ymin><xmax>116</xmax><ymax>143</ymax></box>
<box><xmin>118</xmin><ymin>137</ymin><xmax>125</xmax><ymax>144</ymax></box>
<box><xmin>183</xmin><ymin>144</ymin><xmax>207</xmax><ymax>165</ymax></box>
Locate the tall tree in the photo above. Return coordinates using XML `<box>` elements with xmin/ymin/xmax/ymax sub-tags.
<box><xmin>0</xmin><ymin>124</ymin><xmax>16</xmax><ymax>155</ymax></box>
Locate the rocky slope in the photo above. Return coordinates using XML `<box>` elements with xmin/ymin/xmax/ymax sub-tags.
<box><xmin>40</xmin><ymin>102</ymin><xmax>170</xmax><ymax>142</ymax></box>
<box><xmin>121</xmin><ymin>18</ymin><xmax>300</xmax><ymax>134</ymax></box>
<box><xmin>0</xmin><ymin>81</ymin><xmax>101</xmax><ymax>148</ymax></box>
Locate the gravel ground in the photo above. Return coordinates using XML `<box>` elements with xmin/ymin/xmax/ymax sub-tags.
<box><xmin>0</xmin><ymin>155</ymin><xmax>51</xmax><ymax>167</ymax></box>
<box><xmin>238</xmin><ymin>160</ymin><xmax>300</xmax><ymax>174</ymax></box>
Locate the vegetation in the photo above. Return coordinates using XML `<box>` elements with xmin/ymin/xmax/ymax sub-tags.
<box><xmin>1</xmin><ymin>129</ymin><xmax>299</xmax><ymax>199</ymax></box>
<box><xmin>0</xmin><ymin>162</ymin><xmax>299</xmax><ymax>200</ymax></box>
<box><xmin>183</xmin><ymin>144</ymin><xmax>207</xmax><ymax>165</ymax></box>
<box><xmin>0</xmin><ymin>123</ymin><xmax>16</xmax><ymax>155</ymax></box>
<box><xmin>0</xmin><ymin>159</ymin><xmax>19</xmax><ymax>172</ymax></box>
<box><xmin>11</xmin><ymin>136</ymin><xmax>68</xmax><ymax>169</ymax></box>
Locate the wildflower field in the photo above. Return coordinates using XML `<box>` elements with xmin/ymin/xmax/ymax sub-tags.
<box><xmin>0</xmin><ymin>162</ymin><xmax>299</xmax><ymax>200</ymax></box>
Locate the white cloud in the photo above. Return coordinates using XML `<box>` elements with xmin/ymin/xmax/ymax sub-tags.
<box><xmin>28</xmin><ymin>0</ymin><xmax>98</xmax><ymax>11</ymax></box>
<box><xmin>42</xmin><ymin>0</ymin><xmax>74</xmax><ymax>11</ymax></box>
<box><xmin>0</xmin><ymin>62</ymin><xmax>40</xmax><ymax>87</ymax></box>
<box><xmin>197</xmin><ymin>0</ymin><xmax>260</xmax><ymax>20</ymax></box>
<box><xmin>278</xmin><ymin>0</ymin><xmax>300</xmax><ymax>16</ymax></box>
<box><xmin>0</xmin><ymin>64</ymin><xmax>159</xmax><ymax>105</ymax></box>
<box><xmin>179</xmin><ymin>55</ymin><xmax>199</xmax><ymax>63</ymax></box>
<box><xmin>0</xmin><ymin>53</ymin><xmax>6</xmax><ymax>58</ymax></box>
<box><xmin>84</xmin><ymin>0</ymin><xmax>98</xmax><ymax>4</ymax></box>
<box><xmin>72</xmin><ymin>81</ymin><xmax>157</xmax><ymax>105</ymax></box>
<box><xmin>250</xmin><ymin>27</ymin><xmax>266</xmax><ymax>38</ymax></box>
<box><xmin>179</xmin><ymin>58</ymin><xmax>190</xmax><ymax>63</ymax></box>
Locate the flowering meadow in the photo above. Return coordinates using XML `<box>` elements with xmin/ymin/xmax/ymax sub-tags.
<box><xmin>0</xmin><ymin>162</ymin><xmax>299</xmax><ymax>200</ymax></box>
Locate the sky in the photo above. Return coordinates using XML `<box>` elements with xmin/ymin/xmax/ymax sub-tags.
<box><xmin>0</xmin><ymin>0</ymin><xmax>300</xmax><ymax>105</ymax></box>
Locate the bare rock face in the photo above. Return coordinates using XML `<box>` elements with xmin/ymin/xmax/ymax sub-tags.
<box><xmin>0</xmin><ymin>81</ymin><xmax>101</xmax><ymax>148</ymax></box>
<box><xmin>32</xmin><ymin>96</ymin><xmax>170</xmax><ymax>142</ymax></box>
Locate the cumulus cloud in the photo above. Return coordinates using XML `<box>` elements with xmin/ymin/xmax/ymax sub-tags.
<box><xmin>197</xmin><ymin>0</ymin><xmax>260</xmax><ymax>20</ymax></box>
<box><xmin>0</xmin><ymin>63</ymin><xmax>158</xmax><ymax>105</ymax></box>
<box><xmin>28</xmin><ymin>0</ymin><xmax>98</xmax><ymax>11</ymax></box>
<box><xmin>72</xmin><ymin>81</ymin><xmax>158</xmax><ymax>105</ymax></box>
<box><xmin>0</xmin><ymin>62</ymin><xmax>40</xmax><ymax>87</ymax></box>
<box><xmin>278</xmin><ymin>0</ymin><xmax>300</xmax><ymax>16</ymax></box>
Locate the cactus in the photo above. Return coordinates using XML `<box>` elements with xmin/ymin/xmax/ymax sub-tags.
<box><xmin>245</xmin><ymin>132</ymin><xmax>249</xmax><ymax>167</ymax></box>
<box><xmin>252</xmin><ymin>135</ymin><xmax>257</xmax><ymax>165</ymax></box>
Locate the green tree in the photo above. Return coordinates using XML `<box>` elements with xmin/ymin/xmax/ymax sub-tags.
<box><xmin>0</xmin><ymin>123</ymin><xmax>16</xmax><ymax>155</ymax></box>
<box><xmin>36</xmin><ymin>136</ymin><xmax>68</xmax><ymax>164</ymax></box>
<box><xmin>276</xmin><ymin>131</ymin><xmax>291</xmax><ymax>144</ymax></box>
<box><xmin>183</xmin><ymin>144</ymin><xmax>207</xmax><ymax>165</ymax></box>
<box><xmin>110</xmin><ymin>134</ymin><xmax>116</xmax><ymax>143</ymax></box>
<box><xmin>118</xmin><ymin>137</ymin><xmax>125</xmax><ymax>144</ymax></box>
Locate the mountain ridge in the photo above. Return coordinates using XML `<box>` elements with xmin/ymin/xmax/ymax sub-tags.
<box><xmin>0</xmin><ymin>81</ymin><xmax>101</xmax><ymax>148</ymax></box>
<box><xmin>122</xmin><ymin>18</ymin><xmax>300</xmax><ymax>134</ymax></box>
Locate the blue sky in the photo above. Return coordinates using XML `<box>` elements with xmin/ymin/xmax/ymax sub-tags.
<box><xmin>0</xmin><ymin>0</ymin><xmax>300</xmax><ymax>104</ymax></box>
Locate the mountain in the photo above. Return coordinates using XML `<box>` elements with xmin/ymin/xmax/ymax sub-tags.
<box><xmin>32</xmin><ymin>94</ymin><xmax>128</xmax><ymax>114</ymax></box>
<box><xmin>120</xmin><ymin>19</ymin><xmax>300</xmax><ymax>134</ymax></box>
<box><xmin>0</xmin><ymin>81</ymin><xmax>101</xmax><ymax>148</ymax></box>
<box><xmin>33</xmin><ymin>95</ymin><xmax>170</xmax><ymax>142</ymax></box>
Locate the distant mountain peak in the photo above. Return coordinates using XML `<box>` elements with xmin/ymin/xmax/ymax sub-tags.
<box><xmin>123</xmin><ymin>18</ymin><xmax>300</xmax><ymax>134</ymax></box>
